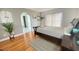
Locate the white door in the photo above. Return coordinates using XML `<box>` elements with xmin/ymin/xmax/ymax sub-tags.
<box><xmin>21</xmin><ymin>13</ymin><xmax>31</xmax><ymax>33</ymax></box>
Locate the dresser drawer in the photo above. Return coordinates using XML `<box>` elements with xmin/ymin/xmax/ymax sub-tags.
<box><xmin>62</xmin><ymin>35</ymin><xmax>73</xmax><ymax>49</ymax></box>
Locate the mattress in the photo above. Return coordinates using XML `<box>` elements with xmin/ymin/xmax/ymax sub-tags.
<box><xmin>37</xmin><ymin>27</ymin><xmax>65</xmax><ymax>39</ymax></box>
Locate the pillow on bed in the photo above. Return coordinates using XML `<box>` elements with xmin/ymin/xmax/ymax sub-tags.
<box><xmin>64</xmin><ymin>24</ymin><xmax>73</xmax><ymax>35</ymax></box>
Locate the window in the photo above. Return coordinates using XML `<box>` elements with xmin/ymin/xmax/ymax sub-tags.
<box><xmin>45</xmin><ymin>12</ymin><xmax>63</xmax><ymax>27</ymax></box>
<box><xmin>45</xmin><ymin>14</ymin><xmax>52</xmax><ymax>26</ymax></box>
<box><xmin>52</xmin><ymin>13</ymin><xmax>63</xmax><ymax>27</ymax></box>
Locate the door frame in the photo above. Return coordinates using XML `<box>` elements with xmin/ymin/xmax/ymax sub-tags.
<box><xmin>21</xmin><ymin>12</ymin><xmax>32</xmax><ymax>34</ymax></box>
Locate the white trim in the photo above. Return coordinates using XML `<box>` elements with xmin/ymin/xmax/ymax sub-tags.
<box><xmin>0</xmin><ymin>31</ymin><xmax>34</xmax><ymax>42</ymax></box>
<box><xmin>21</xmin><ymin>12</ymin><xmax>32</xmax><ymax>33</ymax></box>
<box><xmin>0</xmin><ymin>33</ymin><xmax>24</xmax><ymax>42</ymax></box>
<box><xmin>0</xmin><ymin>37</ymin><xmax>9</xmax><ymax>42</ymax></box>
<box><xmin>14</xmin><ymin>33</ymin><xmax>24</xmax><ymax>37</ymax></box>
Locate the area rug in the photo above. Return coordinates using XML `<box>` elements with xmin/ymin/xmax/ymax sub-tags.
<box><xmin>30</xmin><ymin>38</ymin><xmax>61</xmax><ymax>51</ymax></box>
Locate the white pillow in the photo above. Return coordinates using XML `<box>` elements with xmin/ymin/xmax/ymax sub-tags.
<box><xmin>64</xmin><ymin>24</ymin><xmax>73</xmax><ymax>36</ymax></box>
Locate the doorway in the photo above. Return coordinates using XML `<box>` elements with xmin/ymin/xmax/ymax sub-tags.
<box><xmin>21</xmin><ymin>12</ymin><xmax>31</xmax><ymax>33</ymax></box>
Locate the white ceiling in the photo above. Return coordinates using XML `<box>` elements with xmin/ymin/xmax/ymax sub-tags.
<box><xmin>30</xmin><ymin>8</ymin><xmax>55</xmax><ymax>12</ymax></box>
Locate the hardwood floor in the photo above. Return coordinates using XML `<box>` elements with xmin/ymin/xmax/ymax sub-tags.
<box><xmin>0</xmin><ymin>32</ymin><xmax>36</xmax><ymax>51</ymax></box>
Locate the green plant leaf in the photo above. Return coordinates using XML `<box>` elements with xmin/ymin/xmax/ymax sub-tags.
<box><xmin>2</xmin><ymin>22</ymin><xmax>14</xmax><ymax>35</ymax></box>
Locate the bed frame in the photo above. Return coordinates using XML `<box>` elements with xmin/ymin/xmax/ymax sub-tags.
<box><xmin>36</xmin><ymin>32</ymin><xmax>62</xmax><ymax>46</ymax></box>
<box><xmin>36</xmin><ymin>32</ymin><xmax>73</xmax><ymax>51</ymax></box>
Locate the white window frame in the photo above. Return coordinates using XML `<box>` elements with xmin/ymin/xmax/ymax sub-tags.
<box><xmin>45</xmin><ymin>12</ymin><xmax>63</xmax><ymax>27</ymax></box>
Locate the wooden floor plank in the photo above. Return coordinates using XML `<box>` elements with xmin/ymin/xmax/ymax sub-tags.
<box><xmin>0</xmin><ymin>32</ymin><xmax>35</xmax><ymax>51</ymax></box>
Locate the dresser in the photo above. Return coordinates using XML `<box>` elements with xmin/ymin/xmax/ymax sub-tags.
<box><xmin>62</xmin><ymin>35</ymin><xmax>79</xmax><ymax>51</ymax></box>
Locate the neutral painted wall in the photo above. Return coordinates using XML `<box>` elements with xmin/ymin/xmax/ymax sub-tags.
<box><xmin>0</xmin><ymin>8</ymin><xmax>39</xmax><ymax>39</ymax></box>
<box><xmin>41</xmin><ymin>8</ymin><xmax>79</xmax><ymax>27</ymax></box>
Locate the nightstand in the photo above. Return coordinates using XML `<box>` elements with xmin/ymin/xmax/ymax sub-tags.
<box><xmin>61</xmin><ymin>35</ymin><xmax>74</xmax><ymax>51</ymax></box>
<box><xmin>62</xmin><ymin>34</ymin><xmax>79</xmax><ymax>51</ymax></box>
<box><xmin>33</xmin><ymin>26</ymin><xmax>39</xmax><ymax>36</ymax></box>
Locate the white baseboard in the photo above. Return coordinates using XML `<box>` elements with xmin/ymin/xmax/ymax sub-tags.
<box><xmin>0</xmin><ymin>37</ymin><xmax>9</xmax><ymax>42</ymax></box>
<box><xmin>0</xmin><ymin>31</ymin><xmax>34</xmax><ymax>42</ymax></box>
<box><xmin>0</xmin><ymin>33</ymin><xmax>24</xmax><ymax>42</ymax></box>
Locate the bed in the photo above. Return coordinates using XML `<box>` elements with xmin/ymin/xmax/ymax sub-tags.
<box><xmin>37</xmin><ymin>27</ymin><xmax>65</xmax><ymax>39</ymax></box>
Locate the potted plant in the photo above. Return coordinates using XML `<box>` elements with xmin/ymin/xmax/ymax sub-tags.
<box><xmin>2</xmin><ymin>22</ymin><xmax>14</xmax><ymax>40</ymax></box>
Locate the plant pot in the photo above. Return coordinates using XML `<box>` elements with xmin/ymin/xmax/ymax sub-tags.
<box><xmin>9</xmin><ymin>34</ymin><xmax>15</xmax><ymax>40</ymax></box>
